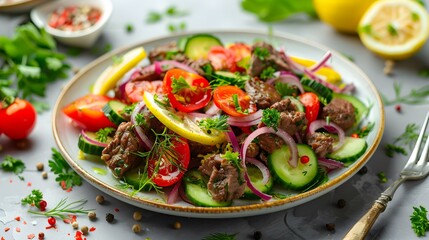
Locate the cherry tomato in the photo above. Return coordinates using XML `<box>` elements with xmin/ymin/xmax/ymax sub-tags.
<box><xmin>227</xmin><ymin>43</ymin><xmax>251</xmax><ymax>71</ymax></box>
<box><xmin>213</xmin><ymin>85</ymin><xmax>256</xmax><ymax>117</ymax></box>
<box><xmin>0</xmin><ymin>99</ymin><xmax>37</xmax><ymax>140</ymax></box>
<box><xmin>163</xmin><ymin>69</ymin><xmax>212</xmax><ymax>113</ymax></box>
<box><xmin>39</xmin><ymin>200</ymin><xmax>47</xmax><ymax>211</ymax></box>
<box><xmin>207</xmin><ymin>46</ymin><xmax>236</xmax><ymax>72</ymax></box>
<box><xmin>48</xmin><ymin>217</ymin><xmax>56</xmax><ymax>226</ymax></box>
<box><xmin>124</xmin><ymin>80</ymin><xmax>163</xmax><ymax>103</ymax></box>
<box><xmin>299</xmin><ymin>92</ymin><xmax>320</xmax><ymax>125</ymax></box>
<box><xmin>147</xmin><ymin>136</ymin><xmax>190</xmax><ymax>187</ymax></box>
<box><xmin>62</xmin><ymin>94</ymin><xmax>116</xmax><ymax>131</ymax></box>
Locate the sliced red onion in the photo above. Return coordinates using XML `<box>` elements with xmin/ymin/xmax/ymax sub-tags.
<box><xmin>227</xmin><ymin>117</ymin><xmax>261</xmax><ymax>127</ymax></box>
<box><xmin>131</xmin><ymin>101</ymin><xmax>153</xmax><ymax>150</ymax></box>
<box><xmin>266</xmin><ymin>73</ymin><xmax>304</xmax><ymax>94</ymax></box>
<box><xmin>157</xmin><ymin>60</ymin><xmax>198</xmax><ymax>74</ymax></box>
<box><xmin>225</xmin><ymin>129</ymin><xmax>240</xmax><ymax>152</ymax></box>
<box><xmin>81</xmin><ymin>130</ymin><xmax>108</xmax><ymax>147</ymax></box>
<box><xmin>205</xmin><ymin>102</ymin><xmax>221</xmax><ymax>115</ymax></box>
<box><xmin>246</xmin><ymin>157</ymin><xmax>270</xmax><ymax>185</ymax></box>
<box><xmin>154</xmin><ymin>61</ymin><xmax>162</xmax><ymax>75</ymax></box>
<box><xmin>178</xmin><ymin>183</ymin><xmax>193</xmax><ymax>205</ymax></box>
<box><xmin>228</xmin><ymin>109</ymin><xmax>263</xmax><ymax>122</ymax></box>
<box><xmin>308</xmin><ymin>119</ymin><xmax>346</xmax><ymax>152</ymax></box>
<box><xmin>318</xmin><ymin>157</ymin><xmax>344</xmax><ymax>170</ymax></box>
<box><xmin>309</xmin><ymin>52</ymin><xmax>332</xmax><ymax>73</ymax></box>
<box><xmin>341</xmin><ymin>83</ymin><xmax>355</xmax><ymax>94</ymax></box>
<box><xmin>294</xmin><ymin>132</ymin><xmax>303</xmax><ymax>144</ymax></box>
<box><xmin>166</xmin><ymin>180</ymin><xmax>182</xmax><ymax>204</ymax></box>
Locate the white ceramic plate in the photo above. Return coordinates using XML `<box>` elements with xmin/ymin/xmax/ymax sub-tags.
<box><xmin>52</xmin><ymin>30</ymin><xmax>385</xmax><ymax>218</ymax></box>
<box><xmin>0</xmin><ymin>0</ymin><xmax>50</xmax><ymax>13</ymax></box>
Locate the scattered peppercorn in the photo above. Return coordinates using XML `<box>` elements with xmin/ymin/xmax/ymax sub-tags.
<box><xmin>358</xmin><ymin>166</ymin><xmax>368</xmax><ymax>175</ymax></box>
<box><xmin>106</xmin><ymin>213</ymin><xmax>114</xmax><ymax>223</ymax></box>
<box><xmin>38</xmin><ymin>232</ymin><xmax>44</xmax><ymax>240</ymax></box>
<box><xmin>72</xmin><ymin>222</ymin><xmax>79</xmax><ymax>229</ymax></box>
<box><xmin>41</xmin><ymin>171</ymin><xmax>48</xmax><ymax>179</ymax></box>
<box><xmin>326</xmin><ymin>223</ymin><xmax>335</xmax><ymax>231</ymax></box>
<box><xmin>132</xmin><ymin>223</ymin><xmax>141</xmax><ymax>233</ymax></box>
<box><xmin>253</xmin><ymin>230</ymin><xmax>262</xmax><ymax>240</ymax></box>
<box><xmin>173</xmin><ymin>221</ymin><xmax>181</xmax><ymax>229</ymax></box>
<box><xmin>88</xmin><ymin>211</ymin><xmax>96</xmax><ymax>220</ymax></box>
<box><xmin>81</xmin><ymin>225</ymin><xmax>89</xmax><ymax>235</ymax></box>
<box><xmin>96</xmin><ymin>195</ymin><xmax>105</xmax><ymax>204</ymax></box>
<box><xmin>36</xmin><ymin>163</ymin><xmax>44</xmax><ymax>171</ymax></box>
<box><xmin>133</xmin><ymin>211</ymin><xmax>142</xmax><ymax>221</ymax></box>
<box><xmin>337</xmin><ymin>199</ymin><xmax>346</xmax><ymax>208</ymax></box>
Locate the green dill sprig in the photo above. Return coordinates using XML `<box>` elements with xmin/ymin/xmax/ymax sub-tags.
<box><xmin>171</xmin><ymin>76</ymin><xmax>192</xmax><ymax>94</ymax></box>
<box><xmin>410</xmin><ymin>206</ymin><xmax>429</xmax><ymax>237</ymax></box>
<box><xmin>384</xmin><ymin>123</ymin><xmax>427</xmax><ymax>158</ymax></box>
<box><xmin>28</xmin><ymin>198</ymin><xmax>93</xmax><ymax>220</ymax></box>
<box><xmin>382</xmin><ymin>82</ymin><xmax>429</xmax><ymax>106</ymax></box>
<box><xmin>353</xmin><ymin>122</ymin><xmax>375</xmax><ymax>138</ymax></box>
<box><xmin>198</xmin><ymin>115</ymin><xmax>229</xmax><ymax>134</ymax></box>
<box><xmin>95</xmin><ymin>127</ymin><xmax>115</xmax><ymax>143</ymax></box>
<box><xmin>261</xmin><ymin>108</ymin><xmax>280</xmax><ymax>131</ymax></box>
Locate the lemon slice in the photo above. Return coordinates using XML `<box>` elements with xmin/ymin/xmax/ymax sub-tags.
<box><xmin>358</xmin><ymin>0</ymin><xmax>429</xmax><ymax>60</ymax></box>
<box><xmin>143</xmin><ymin>92</ymin><xmax>226</xmax><ymax>146</ymax></box>
<box><xmin>92</xmin><ymin>47</ymin><xmax>147</xmax><ymax>95</ymax></box>
<box><xmin>291</xmin><ymin>56</ymin><xmax>342</xmax><ymax>84</ymax></box>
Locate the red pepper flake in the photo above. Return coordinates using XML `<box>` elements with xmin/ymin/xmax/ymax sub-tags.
<box><xmin>9</xmin><ymin>179</ymin><xmax>12</xmax><ymax>183</ymax></box>
<box><xmin>27</xmin><ymin>182</ymin><xmax>32</xmax><ymax>187</ymax></box>
<box><xmin>89</xmin><ymin>227</ymin><xmax>96</xmax><ymax>232</ymax></box>
<box><xmin>15</xmin><ymin>227</ymin><xmax>21</xmax><ymax>232</ymax></box>
<box><xmin>300</xmin><ymin>155</ymin><xmax>310</xmax><ymax>164</ymax></box>
<box><xmin>63</xmin><ymin>219</ymin><xmax>71</xmax><ymax>224</ymax></box>
<box><xmin>74</xmin><ymin>230</ymin><xmax>87</xmax><ymax>240</ymax></box>
<box><xmin>395</xmin><ymin>104</ymin><xmax>401</xmax><ymax>113</ymax></box>
<box><xmin>45</xmin><ymin>225</ymin><xmax>56</xmax><ymax>230</ymax></box>
<box><xmin>60</xmin><ymin>181</ymin><xmax>73</xmax><ymax>192</ymax></box>
<box><xmin>15</xmin><ymin>216</ymin><xmax>21</xmax><ymax>221</ymax></box>
<box><xmin>24</xmin><ymin>220</ymin><xmax>27</xmax><ymax>225</ymax></box>
<box><xmin>114</xmin><ymin>208</ymin><xmax>119</xmax><ymax>212</ymax></box>
<box><xmin>1</xmin><ymin>237</ymin><xmax>5</xmax><ymax>240</ymax></box>
<box><xmin>27</xmin><ymin>233</ymin><xmax>35</xmax><ymax>239</ymax></box>
<box><xmin>4</xmin><ymin>227</ymin><xmax>10</xmax><ymax>232</ymax></box>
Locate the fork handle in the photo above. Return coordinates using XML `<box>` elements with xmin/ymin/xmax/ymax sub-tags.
<box><xmin>343</xmin><ymin>201</ymin><xmax>386</xmax><ymax>240</ymax></box>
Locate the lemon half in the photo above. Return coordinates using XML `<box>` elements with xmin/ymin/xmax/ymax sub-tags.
<box><xmin>358</xmin><ymin>0</ymin><xmax>429</xmax><ymax>60</ymax></box>
<box><xmin>143</xmin><ymin>92</ymin><xmax>226</xmax><ymax>146</ymax></box>
<box><xmin>92</xmin><ymin>47</ymin><xmax>147</xmax><ymax>95</ymax></box>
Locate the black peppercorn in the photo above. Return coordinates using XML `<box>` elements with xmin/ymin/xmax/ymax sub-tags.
<box><xmin>326</xmin><ymin>223</ymin><xmax>335</xmax><ymax>231</ymax></box>
<box><xmin>358</xmin><ymin>166</ymin><xmax>368</xmax><ymax>175</ymax></box>
<box><xmin>106</xmin><ymin>213</ymin><xmax>114</xmax><ymax>223</ymax></box>
<box><xmin>253</xmin><ymin>231</ymin><xmax>262</xmax><ymax>240</ymax></box>
<box><xmin>337</xmin><ymin>199</ymin><xmax>346</xmax><ymax>208</ymax></box>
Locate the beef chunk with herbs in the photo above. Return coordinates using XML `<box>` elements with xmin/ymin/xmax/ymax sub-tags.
<box><xmin>247</xmin><ymin>41</ymin><xmax>291</xmax><ymax>78</ymax></box>
<box><xmin>322</xmin><ymin>98</ymin><xmax>356</xmax><ymax>130</ymax></box>
<box><xmin>245</xmin><ymin>77</ymin><xmax>281</xmax><ymax>109</ymax></box>
<box><xmin>148</xmin><ymin>41</ymin><xmax>187</xmax><ymax>63</ymax></box>
<box><xmin>306</xmin><ymin>132</ymin><xmax>334</xmax><ymax>157</ymax></box>
<box><xmin>199</xmin><ymin>153</ymin><xmax>246</xmax><ymax>202</ymax></box>
<box><xmin>101</xmin><ymin>122</ymin><xmax>143</xmax><ymax>178</ymax></box>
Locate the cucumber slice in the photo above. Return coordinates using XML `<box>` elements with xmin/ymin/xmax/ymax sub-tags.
<box><xmin>326</xmin><ymin>136</ymin><xmax>368</xmax><ymax>163</ymax></box>
<box><xmin>242</xmin><ymin>164</ymin><xmax>274</xmax><ymax>200</ymax></box>
<box><xmin>268</xmin><ymin>144</ymin><xmax>319</xmax><ymax>190</ymax></box>
<box><xmin>78</xmin><ymin>131</ymin><xmax>112</xmax><ymax>156</ymax></box>
<box><xmin>184</xmin><ymin>34</ymin><xmax>223</xmax><ymax>60</ymax></box>
<box><xmin>122</xmin><ymin>166</ymin><xmax>153</xmax><ymax>191</ymax></box>
<box><xmin>333</xmin><ymin>93</ymin><xmax>369</xmax><ymax>126</ymax></box>
<box><xmin>301</xmin><ymin>77</ymin><xmax>333</xmax><ymax>105</ymax></box>
<box><xmin>183</xmin><ymin>169</ymin><xmax>231</xmax><ymax>207</ymax></box>
<box><xmin>103</xmin><ymin>100</ymin><xmax>128</xmax><ymax>126</ymax></box>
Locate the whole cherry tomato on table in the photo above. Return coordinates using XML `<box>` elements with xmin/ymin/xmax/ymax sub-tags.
<box><xmin>62</xmin><ymin>94</ymin><xmax>116</xmax><ymax>131</ymax></box>
<box><xmin>0</xmin><ymin>98</ymin><xmax>37</xmax><ymax>140</ymax></box>
<box><xmin>163</xmin><ymin>69</ymin><xmax>212</xmax><ymax>113</ymax></box>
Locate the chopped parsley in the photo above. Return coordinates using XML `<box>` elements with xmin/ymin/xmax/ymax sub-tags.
<box><xmin>377</xmin><ymin>172</ymin><xmax>387</xmax><ymax>183</ymax></box>
<box><xmin>1</xmin><ymin>155</ymin><xmax>25</xmax><ymax>180</ymax></box>
<box><xmin>275</xmin><ymin>82</ymin><xmax>298</xmax><ymax>97</ymax></box>
<box><xmin>260</xmin><ymin>66</ymin><xmax>276</xmax><ymax>80</ymax></box>
<box><xmin>261</xmin><ymin>108</ymin><xmax>281</xmax><ymax>131</ymax></box>
<box><xmin>21</xmin><ymin>189</ymin><xmax>43</xmax><ymax>207</ymax></box>
<box><xmin>411</xmin><ymin>206</ymin><xmax>429</xmax><ymax>237</ymax></box>
<box><xmin>125</xmin><ymin>23</ymin><xmax>134</xmax><ymax>33</ymax></box>
<box><xmin>253</xmin><ymin>47</ymin><xmax>270</xmax><ymax>61</ymax></box>
<box><xmin>198</xmin><ymin>115</ymin><xmax>229</xmax><ymax>134</ymax></box>
<box><xmin>171</xmin><ymin>76</ymin><xmax>192</xmax><ymax>94</ymax></box>
<box><xmin>95</xmin><ymin>127</ymin><xmax>115</xmax><ymax>143</ymax></box>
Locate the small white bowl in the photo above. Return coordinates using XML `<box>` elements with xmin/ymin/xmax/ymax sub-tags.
<box><xmin>30</xmin><ymin>0</ymin><xmax>112</xmax><ymax>48</ymax></box>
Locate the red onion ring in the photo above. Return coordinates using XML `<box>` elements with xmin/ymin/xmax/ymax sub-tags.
<box><xmin>166</xmin><ymin>180</ymin><xmax>182</xmax><ymax>204</ymax></box>
<box><xmin>228</xmin><ymin>109</ymin><xmax>263</xmax><ymax>122</ymax></box>
<box><xmin>318</xmin><ymin>157</ymin><xmax>344</xmax><ymax>170</ymax></box>
<box><xmin>205</xmin><ymin>102</ymin><xmax>221</xmax><ymax>115</ymax></box>
<box><xmin>266</xmin><ymin>73</ymin><xmax>304</xmax><ymax>94</ymax></box>
<box><xmin>156</xmin><ymin>60</ymin><xmax>198</xmax><ymax>74</ymax></box>
<box><xmin>341</xmin><ymin>83</ymin><xmax>355</xmax><ymax>93</ymax></box>
<box><xmin>81</xmin><ymin>130</ymin><xmax>108</xmax><ymax>147</ymax></box>
<box><xmin>246</xmin><ymin>157</ymin><xmax>270</xmax><ymax>185</ymax></box>
<box><xmin>227</xmin><ymin>117</ymin><xmax>261</xmax><ymax>127</ymax></box>
<box><xmin>130</xmin><ymin>101</ymin><xmax>153</xmax><ymax>150</ymax></box>
<box><xmin>308</xmin><ymin>119</ymin><xmax>346</xmax><ymax>152</ymax></box>
<box><xmin>154</xmin><ymin>61</ymin><xmax>162</xmax><ymax>75</ymax></box>
<box><xmin>225</xmin><ymin>129</ymin><xmax>240</xmax><ymax>152</ymax></box>
<box><xmin>309</xmin><ymin>51</ymin><xmax>332</xmax><ymax>73</ymax></box>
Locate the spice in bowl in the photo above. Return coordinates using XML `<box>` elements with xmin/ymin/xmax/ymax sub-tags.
<box><xmin>48</xmin><ymin>5</ymin><xmax>102</xmax><ymax>32</ymax></box>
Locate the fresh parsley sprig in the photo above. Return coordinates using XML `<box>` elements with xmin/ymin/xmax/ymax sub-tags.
<box><xmin>262</xmin><ymin>108</ymin><xmax>280</xmax><ymax>131</ymax></box>
<box><xmin>410</xmin><ymin>206</ymin><xmax>429</xmax><ymax>237</ymax></box>
<box><xmin>1</xmin><ymin>155</ymin><xmax>25</xmax><ymax>180</ymax></box>
<box><xmin>95</xmin><ymin>127</ymin><xmax>115</xmax><ymax>143</ymax></box>
<box><xmin>21</xmin><ymin>189</ymin><xmax>43</xmax><ymax>208</ymax></box>
<box><xmin>48</xmin><ymin>148</ymin><xmax>82</xmax><ymax>190</ymax></box>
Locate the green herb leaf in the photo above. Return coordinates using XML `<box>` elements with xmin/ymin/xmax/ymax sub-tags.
<box><xmin>383</xmin><ymin>82</ymin><xmax>429</xmax><ymax>106</ymax></box>
<box><xmin>202</xmin><ymin>232</ymin><xmax>238</xmax><ymax>240</ymax></box>
<box><xmin>262</xmin><ymin>108</ymin><xmax>280</xmax><ymax>131</ymax></box>
<box><xmin>28</xmin><ymin>198</ymin><xmax>93</xmax><ymax>220</ymax></box>
<box><xmin>260</xmin><ymin>66</ymin><xmax>276</xmax><ymax>80</ymax></box>
<box><xmin>96</xmin><ymin>127</ymin><xmax>115</xmax><ymax>143</ymax></box>
<box><xmin>48</xmin><ymin>148</ymin><xmax>82</xmax><ymax>190</ymax></box>
<box><xmin>165</xmin><ymin>6</ymin><xmax>189</xmax><ymax>17</ymax></box>
<box><xmin>253</xmin><ymin>47</ymin><xmax>270</xmax><ymax>61</ymax></box>
<box><xmin>146</xmin><ymin>11</ymin><xmax>163</xmax><ymax>23</ymax></box>
<box><xmin>171</xmin><ymin>76</ymin><xmax>191</xmax><ymax>93</ymax></box>
<box><xmin>21</xmin><ymin>189</ymin><xmax>43</xmax><ymax>207</ymax></box>
<box><xmin>353</xmin><ymin>122</ymin><xmax>375</xmax><ymax>138</ymax></box>
<box><xmin>125</xmin><ymin>23</ymin><xmax>134</xmax><ymax>33</ymax></box>
<box><xmin>411</xmin><ymin>206</ymin><xmax>429</xmax><ymax>237</ymax></box>
<box><xmin>377</xmin><ymin>172</ymin><xmax>387</xmax><ymax>183</ymax></box>
<box><xmin>241</xmin><ymin>0</ymin><xmax>316</xmax><ymax>22</ymax></box>
<box><xmin>1</xmin><ymin>155</ymin><xmax>25</xmax><ymax>180</ymax></box>
<box><xmin>384</xmin><ymin>123</ymin><xmax>427</xmax><ymax>158</ymax></box>
<box><xmin>198</xmin><ymin>115</ymin><xmax>229</xmax><ymax>134</ymax></box>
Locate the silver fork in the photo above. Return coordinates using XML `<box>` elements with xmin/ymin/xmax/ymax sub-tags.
<box><xmin>344</xmin><ymin>112</ymin><xmax>429</xmax><ymax>240</ymax></box>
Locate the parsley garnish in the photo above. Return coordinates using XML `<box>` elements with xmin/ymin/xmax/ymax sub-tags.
<box><xmin>28</xmin><ymin>198</ymin><xmax>93</xmax><ymax>220</ymax></box>
<box><xmin>262</xmin><ymin>108</ymin><xmax>281</xmax><ymax>131</ymax></box>
<box><xmin>253</xmin><ymin>47</ymin><xmax>270</xmax><ymax>61</ymax></box>
<box><xmin>21</xmin><ymin>189</ymin><xmax>43</xmax><ymax>208</ymax></box>
<box><xmin>411</xmin><ymin>206</ymin><xmax>429</xmax><ymax>237</ymax></box>
<box><xmin>209</xmin><ymin>73</ymin><xmax>248</xmax><ymax>89</ymax></box>
<box><xmin>96</xmin><ymin>127</ymin><xmax>115</xmax><ymax>143</ymax></box>
<box><xmin>165</xmin><ymin>6</ymin><xmax>189</xmax><ymax>17</ymax></box>
<box><xmin>260</xmin><ymin>66</ymin><xmax>276</xmax><ymax>80</ymax></box>
<box><xmin>123</xmin><ymin>103</ymin><xmax>136</xmax><ymax>115</ymax></box>
<box><xmin>387</xmin><ymin>23</ymin><xmax>398</xmax><ymax>36</ymax></box>
<box><xmin>382</xmin><ymin>82</ymin><xmax>429</xmax><ymax>106</ymax></box>
<box><xmin>125</xmin><ymin>23</ymin><xmax>134</xmax><ymax>33</ymax></box>
<box><xmin>145</xmin><ymin>6</ymin><xmax>189</xmax><ymax>33</ymax></box>
<box><xmin>274</xmin><ymin>82</ymin><xmax>298</xmax><ymax>97</ymax></box>
<box><xmin>384</xmin><ymin>123</ymin><xmax>426</xmax><ymax>157</ymax></box>
<box><xmin>1</xmin><ymin>155</ymin><xmax>25</xmax><ymax>180</ymax></box>
<box><xmin>48</xmin><ymin>148</ymin><xmax>82</xmax><ymax>190</ymax></box>
<box><xmin>377</xmin><ymin>172</ymin><xmax>387</xmax><ymax>183</ymax></box>
<box><xmin>171</xmin><ymin>76</ymin><xmax>192</xmax><ymax>94</ymax></box>
<box><xmin>199</xmin><ymin>115</ymin><xmax>229</xmax><ymax>134</ymax></box>
<box><xmin>202</xmin><ymin>233</ymin><xmax>238</xmax><ymax>240</ymax></box>
<box><xmin>168</xmin><ymin>22</ymin><xmax>187</xmax><ymax>33</ymax></box>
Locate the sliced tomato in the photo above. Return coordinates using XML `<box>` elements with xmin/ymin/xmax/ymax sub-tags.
<box><xmin>227</xmin><ymin>43</ymin><xmax>251</xmax><ymax>63</ymax></box>
<box><xmin>163</xmin><ymin>69</ymin><xmax>212</xmax><ymax>113</ymax></box>
<box><xmin>124</xmin><ymin>80</ymin><xmax>163</xmax><ymax>103</ymax></box>
<box><xmin>207</xmin><ymin>46</ymin><xmax>236</xmax><ymax>72</ymax></box>
<box><xmin>299</xmin><ymin>92</ymin><xmax>320</xmax><ymax>125</ymax></box>
<box><xmin>63</xmin><ymin>94</ymin><xmax>116</xmax><ymax>131</ymax></box>
<box><xmin>213</xmin><ymin>85</ymin><xmax>256</xmax><ymax>117</ymax></box>
<box><xmin>147</xmin><ymin>136</ymin><xmax>190</xmax><ymax>187</ymax></box>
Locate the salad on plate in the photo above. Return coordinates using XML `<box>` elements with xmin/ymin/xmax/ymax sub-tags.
<box><xmin>62</xmin><ymin>33</ymin><xmax>370</xmax><ymax>207</ymax></box>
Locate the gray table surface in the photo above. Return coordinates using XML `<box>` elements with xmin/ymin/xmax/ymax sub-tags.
<box><xmin>1</xmin><ymin>0</ymin><xmax>429</xmax><ymax>239</ymax></box>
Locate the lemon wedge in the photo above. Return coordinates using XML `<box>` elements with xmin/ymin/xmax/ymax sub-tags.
<box><xmin>290</xmin><ymin>56</ymin><xmax>342</xmax><ymax>84</ymax></box>
<box><xmin>143</xmin><ymin>92</ymin><xmax>226</xmax><ymax>146</ymax></box>
<box><xmin>358</xmin><ymin>0</ymin><xmax>429</xmax><ymax>60</ymax></box>
<box><xmin>92</xmin><ymin>47</ymin><xmax>147</xmax><ymax>95</ymax></box>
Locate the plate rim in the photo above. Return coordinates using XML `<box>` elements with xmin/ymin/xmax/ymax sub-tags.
<box><xmin>52</xmin><ymin>29</ymin><xmax>385</xmax><ymax>218</ymax></box>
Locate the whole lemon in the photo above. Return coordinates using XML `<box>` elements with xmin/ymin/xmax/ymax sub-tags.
<box><xmin>313</xmin><ymin>0</ymin><xmax>377</xmax><ymax>33</ymax></box>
